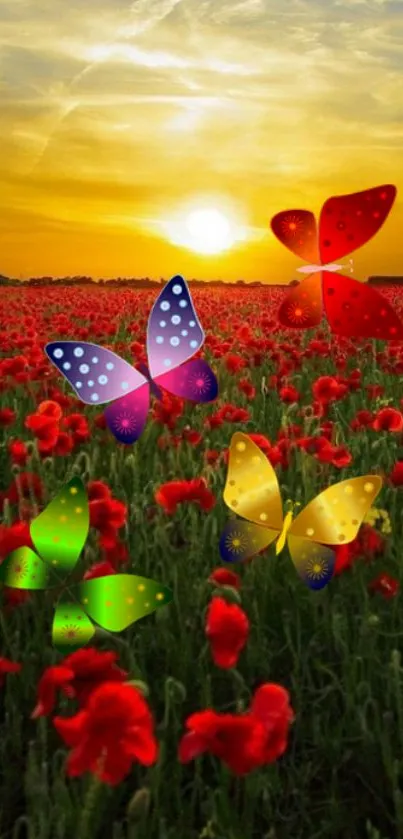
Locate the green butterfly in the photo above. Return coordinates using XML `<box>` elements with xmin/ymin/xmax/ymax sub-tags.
<box><xmin>0</xmin><ymin>477</ymin><xmax>173</xmax><ymax>654</ymax></box>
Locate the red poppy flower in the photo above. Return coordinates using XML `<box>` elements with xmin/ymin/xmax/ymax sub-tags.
<box><xmin>209</xmin><ymin>568</ymin><xmax>241</xmax><ymax>590</ymax></box>
<box><xmin>250</xmin><ymin>683</ymin><xmax>295</xmax><ymax>764</ymax></box>
<box><xmin>225</xmin><ymin>354</ymin><xmax>245</xmax><ymax>374</ymax></box>
<box><xmin>205</xmin><ymin>596</ymin><xmax>249</xmax><ymax>669</ymax></box>
<box><xmin>31</xmin><ymin>666</ymin><xmax>75</xmax><ymax>718</ymax></box>
<box><xmin>0</xmin><ymin>408</ymin><xmax>16</xmax><ymax>426</ymax></box>
<box><xmin>37</xmin><ymin>400</ymin><xmax>63</xmax><ymax>421</ymax></box>
<box><xmin>8</xmin><ymin>440</ymin><xmax>29</xmax><ymax>466</ymax></box>
<box><xmin>312</xmin><ymin>376</ymin><xmax>346</xmax><ymax>403</ymax></box>
<box><xmin>83</xmin><ymin>560</ymin><xmax>116</xmax><ymax>580</ymax></box>
<box><xmin>178</xmin><ymin>710</ymin><xmax>265</xmax><ymax>775</ymax></box>
<box><xmin>390</xmin><ymin>461</ymin><xmax>403</xmax><ymax>487</ymax></box>
<box><xmin>0</xmin><ymin>521</ymin><xmax>32</xmax><ymax>559</ymax></box>
<box><xmin>53</xmin><ymin>682</ymin><xmax>158</xmax><ymax>785</ymax></box>
<box><xmin>6</xmin><ymin>472</ymin><xmax>44</xmax><ymax>505</ymax></box>
<box><xmin>373</xmin><ymin>408</ymin><xmax>403</xmax><ymax>433</ymax></box>
<box><xmin>155</xmin><ymin>478</ymin><xmax>216</xmax><ymax>515</ymax></box>
<box><xmin>32</xmin><ymin>649</ymin><xmax>128</xmax><ymax>717</ymax></box>
<box><xmin>279</xmin><ymin>385</ymin><xmax>300</xmax><ymax>403</ymax></box>
<box><xmin>178</xmin><ymin>681</ymin><xmax>294</xmax><ymax>775</ymax></box>
<box><xmin>0</xmin><ymin>657</ymin><xmax>22</xmax><ymax>686</ymax></box>
<box><xmin>368</xmin><ymin>573</ymin><xmax>399</xmax><ymax>599</ymax></box>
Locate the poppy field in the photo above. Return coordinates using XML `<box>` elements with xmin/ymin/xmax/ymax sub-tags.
<box><xmin>1</xmin><ymin>282</ymin><xmax>403</xmax><ymax>839</ymax></box>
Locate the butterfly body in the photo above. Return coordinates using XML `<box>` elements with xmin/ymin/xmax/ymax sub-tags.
<box><xmin>219</xmin><ymin>433</ymin><xmax>383</xmax><ymax>591</ymax></box>
<box><xmin>45</xmin><ymin>276</ymin><xmax>218</xmax><ymax>445</ymax></box>
<box><xmin>270</xmin><ymin>184</ymin><xmax>403</xmax><ymax>339</ymax></box>
<box><xmin>0</xmin><ymin>478</ymin><xmax>173</xmax><ymax>654</ymax></box>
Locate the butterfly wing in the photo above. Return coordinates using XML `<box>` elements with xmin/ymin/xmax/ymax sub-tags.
<box><xmin>223</xmin><ymin>432</ymin><xmax>284</xmax><ymax>528</ymax></box>
<box><xmin>318</xmin><ymin>184</ymin><xmax>396</xmax><ymax>263</ymax></box>
<box><xmin>45</xmin><ymin>341</ymin><xmax>147</xmax><ymax>406</ymax></box>
<box><xmin>322</xmin><ymin>271</ymin><xmax>403</xmax><ymax>340</ymax></box>
<box><xmin>270</xmin><ymin>210</ymin><xmax>319</xmax><ymax>263</ymax></box>
<box><xmin>52</xmin><ymin>601</ymin><xmax>96</xmax><ymax>655</ymax></box>
<box><xmin>103</xmin><ymin>384</ymin><xmax>151</xmax><ymax>444</ymax></box>
<box><xmin>278</xmin><ymin>272</ymin><xmax>323</xmax><ymax>329</ymax></box>
<box><xmin>30</xmin><ymin>477</ymin><xmax>89</xmax><ymax>585</ymax></box>
<box><xmin>0</xmin><ymin>546</ymin><xmax>50</xmax><ymax>589</ymax></box>
<box><xmin>219</xmin><ymin>432</ymin><xmax>283</xmax><ymax>562</ymax></box>
<box><xmin>220</xmin><ymin>520</ymin><xmax>278</xmax><ymax>563</ymax></box>
<box><xmin>289</xmin><ymin>476</ymin><xmax>383</xmax><ymax>546</ymax></box>
<box><xmin>146</xmin><ymin>275</ymin><xmax>206</xmax><ymax>379</ymax></box>
<box><xmin>155</xmin><ymin>359</ymin><xmax>218</xmax><ymax>403</ymax></box>
<box><xmin>287</xmin><ymin>535</ymin><xmax>335</xmax><ymax>591</ymax></box>
<box><xmin>74</xmin><ymin>574</ymin><xmax>173</xmax><ymax>632</ymax></box>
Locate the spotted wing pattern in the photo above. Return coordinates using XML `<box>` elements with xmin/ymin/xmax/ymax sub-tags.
<box><xmin>289</xmin><ymin>476</ymin><xmax>383</xmax><ymax>545</ymax></box>
<box><xmin>322</xmin><ymin>272</ymin><xmax>403</xmax><ymax>340</ymax></box>
<box><xmin>278</xmin><ymin>272</ymin><xmax>323</xmax><ymax>329</ymax></box>
<box><xmin>318</xmin><ymin>184</ymin><xmax>397</xmax><ymax>264</ymax></box>
<box><xmin>45</xmin><ymin>342</ymin><xmax>147</xmax><ymax>406</ymax></box>
<box><xmin>147</xmin><ymin>275</ymin><xmax>206</xmax><ymax>379</ymax></box>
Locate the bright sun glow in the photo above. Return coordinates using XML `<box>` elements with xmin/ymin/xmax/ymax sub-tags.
<box><xmin>163</xmin><ymin>207</ymin><xmax>237</xmax><ymax>254</ymax></box>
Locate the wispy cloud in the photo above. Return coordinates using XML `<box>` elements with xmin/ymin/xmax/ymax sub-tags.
<box><xmin>1</xmin><ymin>0</ymin><xmax>403</xmax><ymax>279</ymax></box>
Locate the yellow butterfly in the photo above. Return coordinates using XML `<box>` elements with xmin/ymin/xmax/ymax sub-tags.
<box><xmin>219</xmin><ymin>432</ymin><xmax>383</xmax><ymax>590</ymax></box>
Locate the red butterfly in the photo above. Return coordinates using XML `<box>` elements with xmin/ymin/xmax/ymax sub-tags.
<box><xmin>270</xmin><ymin>184</ymin><xmax>403</xmax><ymax>340</ymax></box>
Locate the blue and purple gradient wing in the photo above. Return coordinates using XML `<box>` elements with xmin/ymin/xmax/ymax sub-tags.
<box><xmin>45</xmin><ymin>342</ymin><xmax>147</xmax><ymax>406</ymax></box>
<box><xmin>146</xmin><ymin>276</ymin><xmax>205</xmax><ymax>379</ymax></box>
<box><xmin>155</xmin><ymin>359</ymin><xmax>218</xmax><ymax>403</ymax></box>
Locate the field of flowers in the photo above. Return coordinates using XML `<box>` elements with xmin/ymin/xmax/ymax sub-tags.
<box><xmin>1</xmin><ymin>282</ymin><xmax>403</xmax><ymax>839</ymax></box>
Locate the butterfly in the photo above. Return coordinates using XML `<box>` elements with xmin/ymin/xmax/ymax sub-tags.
<box><xmin>45</xmin><ymin>275</ymin><xmax>218</xmax><ymax>444</ymax></box>
<box><xmin>270</xmin><ymin>184</ymin><xmax>403</xmax><ymax>340</ymax></box>
<box><xmin>0</xmin><ymin>478</ymin><xmax>173</xmax><ymax>654</ymax></box>
<box><xmin>219</xmin><ymin>433</ymin><xmax>383</xmax><ymax>590</ymax></box>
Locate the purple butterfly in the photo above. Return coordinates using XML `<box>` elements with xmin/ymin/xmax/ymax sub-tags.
<box><xmin>45</xmin><ymin>275</ymin><xmax>218</xmax><ymax>444</ymax></box>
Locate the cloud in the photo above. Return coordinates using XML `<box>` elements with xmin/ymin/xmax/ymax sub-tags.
<box><xmin>1</xmin><ymin>0</ymin><xmax>403</xmax><ymax>279</ymax></box>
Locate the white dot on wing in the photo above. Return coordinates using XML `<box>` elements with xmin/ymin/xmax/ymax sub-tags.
<box><xmin>76</xmin><ymin>381</ymin><xmax>82</xmax><ymax>389</ymax></box>
<box><xmin>164</xmin><ymin>358</ymin><xmax>172</xmax><ymax>367</ymax></box>
<box><xmin>190</xmin><ymin>340</ymin><xmax>198</xmax><ymax>348</ymax></box>
<box><xmin>172</xmin><ymin>315</ymin><xmax>181</xmax><ymax>325</ymax></box>
<box><xmin>156</xmin><ymin>336</ymin><xmax>164</xmax><ymax>344</ymax></box>
<box><xmin>106</xmin><ymin>362</ymin><xmax>114</xmax><ymax>371</ymax></box>
<box><xmin>172</xmin><ymin>284</ymin><xmax>182</xmax><ymax>294</ymax></box>
<box><xmin>88</xmin><ymin>380</ymin><xmax>94</xmax><ymax>387</ymax></box>
<box><xmin>63</xmin><ymin>362</ymin><xmax>71</xmax><ymax>370</ymax></box>
<box><xmin>121</xmin><ymin>382</ymin><xmax>129</xmax><ymax>391</ymax></box>
<box><xmin>79</xmin><ymin>364</ymin><xmax>90</xmax><ymax>374</ymax></box>
<box><xmin>160</xmin><ymin>301</ymin><xmax>170</xmax><ymax>311</ymax></box>
<box><xmin>53</xmin><ymin>348</ymin><xmax>63</xmax><ymax>359</ymax></box>
<box><xmin>179</xmin><ymin>300</ymin><xmax>188</xmax><ymax>308</ymax></box>
<box><xmin>170</xmin><ymin>336</ymin><xmax>180</xmax><ymax>346</ymax></box>
<box><xmin>74</xmin><ymin>347</ymin><xmax>84</xmax><ymax>358</ymax></box>
<box><xmin>159</xmin><ymin>320</ymin><xmax>166</xmax><ymax>328</ymax></box>
<box><xmin>91</xmin><ymin>393</ymin><xmax>99</xmax><ymax>402</ymax></box>
<box><xmin>98</xmin><ymin>375</ymin><xmax>108</xmax><ymax>385</ymax></box>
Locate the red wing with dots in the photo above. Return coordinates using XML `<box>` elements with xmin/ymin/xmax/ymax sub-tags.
<box><xmin>322</xmin><ymin>272</ymin><xmax>403</xmax><ymax>340</ymax></box>
<box><xmin>318</xmin><ymin>184</ymin><xmax>396</xmax><ymax>264</ymax></box>
<box><xmin>155</xmin><ymin>359</ymin><xmax>218</xmax><ymax>403</ymax></box>
<box><xmin>278</xmin><ymin>272</ymin><xmax>323</xmax><ymax>329</ymax></box>
<box><xmin>270</xmin><ymin>210</ymin><xmax>319</xmax><ymax>263</ymax></box>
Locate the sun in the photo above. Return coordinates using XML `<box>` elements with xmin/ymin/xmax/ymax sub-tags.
<box><xmin>184</xmin><ymin>208</ymin><xmax>234</xmax><ymax>254</ymax></box>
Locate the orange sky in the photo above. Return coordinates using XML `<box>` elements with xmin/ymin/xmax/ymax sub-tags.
<box><xmin>1</xmin><ymin>0</ymin><xmax>403</xmax><ymax>282</ymax></box>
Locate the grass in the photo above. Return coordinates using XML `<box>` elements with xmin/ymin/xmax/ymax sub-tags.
<box><xmin>1</xmin><ymin>285</ymin><xmax>403</xmax><ymax>839</ymax></box>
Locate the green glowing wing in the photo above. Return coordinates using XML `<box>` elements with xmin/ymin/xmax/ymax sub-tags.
<box><xmin>52</xmin><ymin>601</ymin><xmax>96</xmax><ymax>654</ymax></box>
<box><xmin>0</xmin><ymin>546</ymin><xmax>50</xmax><ymax>589</ymax></box>
<box><xmin>30</xmin><ymin>477</ymin><xmax>89</xmax><ymax>585</ymax></box>
<box><xmin>74</xmin><ymin>574</ymin><xmax>173</xmax><ymax>632</ymax></box>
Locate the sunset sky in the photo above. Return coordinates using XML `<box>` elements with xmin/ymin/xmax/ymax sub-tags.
<box><xmin>1</xmin><ymin>0</ymin><xmax>403</xmax><ymax>282</ymax></box>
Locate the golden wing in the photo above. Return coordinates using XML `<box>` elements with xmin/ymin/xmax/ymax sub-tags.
<box><xmin>223</xmin><ymin>432</ymin><xmax>284</xmax><ymax>528</ymax></box>
<box><xmin>289</xmin><ymin>476</ymin><xmax>383</xmax><ymax>546</ymax></box>
<box><xmin>220</xmin><ymin>432</ymin><xmax>283</xmax><ymax>564</ymax></box>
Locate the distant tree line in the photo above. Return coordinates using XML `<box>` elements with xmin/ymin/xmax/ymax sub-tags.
<box><xmin>0</xmin><ymin>274</ymin><xmax>402</xmax><ymax>287</ymax></box>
